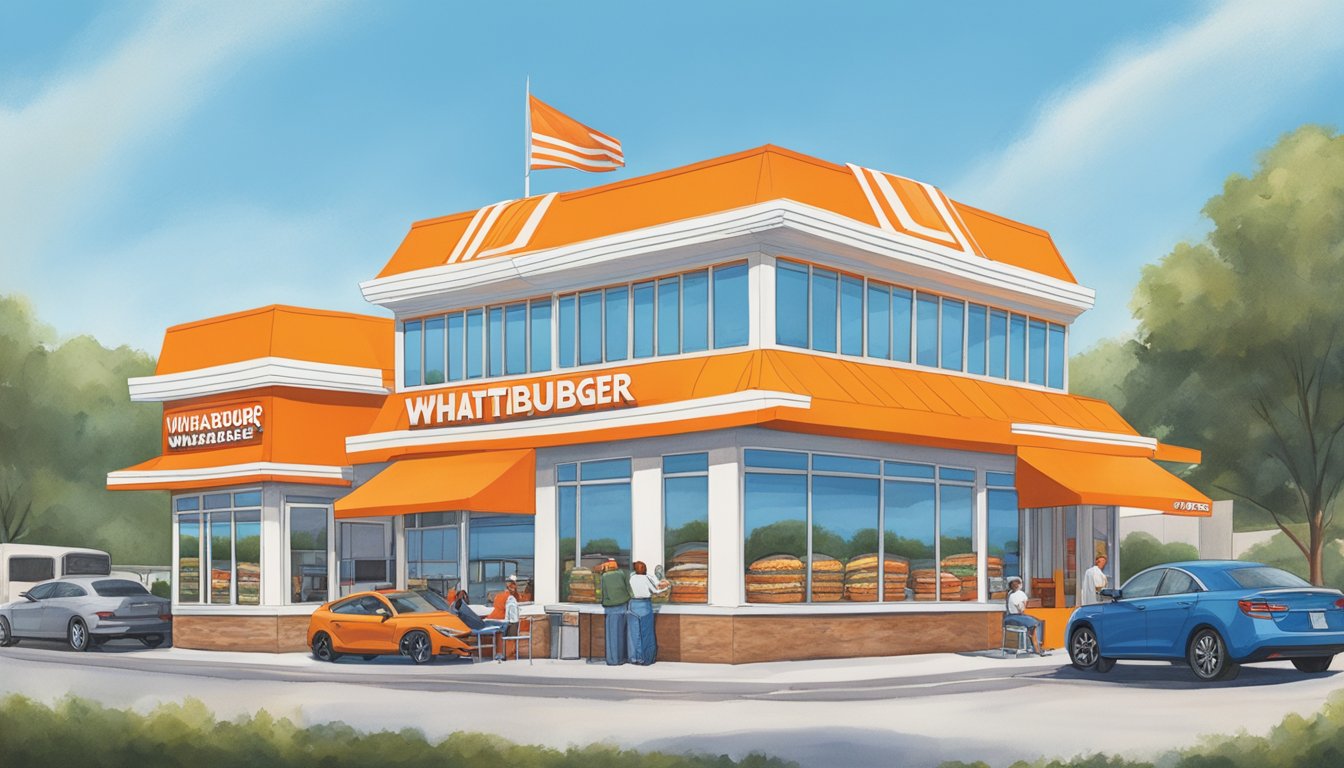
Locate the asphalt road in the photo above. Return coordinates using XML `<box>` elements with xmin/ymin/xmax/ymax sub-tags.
<box><xmin>3</xmin><ymin>641</ymin><xmax>1343</xmax><ymax>768</ymax></box>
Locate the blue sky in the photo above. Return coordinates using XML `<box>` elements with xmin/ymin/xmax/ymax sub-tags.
<box><xmin>4</xmin><ymin>1</ymin><xmax>1343</xmax><ymax>356</ymax></box>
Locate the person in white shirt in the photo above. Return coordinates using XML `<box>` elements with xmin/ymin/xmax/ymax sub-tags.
<box><xmin>1004</xmin><ymin>577</ymin><xmax>1046</xmax><ymax>655</ymax></box>
<box><xmin>626</xmin><ymin>561</ymin><xmax>670</xmax><ymax>665</ymax></box>
<box><xmin>1080</xmin><ymin>555</ymin><xmax>1109</xmax><ymax>606</ymax></box>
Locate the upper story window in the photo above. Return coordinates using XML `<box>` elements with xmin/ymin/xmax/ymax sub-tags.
<box><xmin>775</xmin><ymin>259</ymin><xmax>1067</xmax><ymax>389</ymax></box>
<box><xmin>400</xmin><ymin>261</ymin><xmax>750</xmax><ymax>388</ymax></box>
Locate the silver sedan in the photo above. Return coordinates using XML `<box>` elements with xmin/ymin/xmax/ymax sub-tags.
<box><xmin>0</xmin><ymin>576</ymin><xmax>171</xmax><ymax>651</ymax></box>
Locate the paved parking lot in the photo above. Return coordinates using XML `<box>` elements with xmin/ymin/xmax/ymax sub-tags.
<box><xmin>3</xmin><ymin>642</ymin><xmax>1342</xmax><ymax>767</ymax></box>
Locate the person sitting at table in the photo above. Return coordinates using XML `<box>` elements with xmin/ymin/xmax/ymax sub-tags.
<box><xmin>1004</xmin><ymin>576</ymin><xmax>1047</xmax><ymax>656</ymax></box>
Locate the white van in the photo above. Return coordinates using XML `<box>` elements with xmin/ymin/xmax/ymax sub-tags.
<box><xmin>0</xmin><ymin>544</ymin><xmax>112</xmax><ymax>603</ymax></box>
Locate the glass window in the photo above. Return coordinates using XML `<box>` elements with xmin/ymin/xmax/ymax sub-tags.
<box><xmin>885</xmin><ymin>479</ymin><xmax>934</xmax><ymax>601</ymax></box>
<box><xmin>423</xmin><ymin>316</ymin><xmax>445</xmax><ymax>386</ymax></box>
<box><xmin>940</xmin><ymin>298</ymin><xmax>964</xmax><ymax>371</ymax></box>
<box><xmin>810</xmin><ymin>268</ymin><xmax>838</xmax><ymax>353</ymax></box>
<box><xmin>840</xmin><ymin>275</ymin><xmax>863</xmax><ymax>356</ymax></box>
<box><xmin>63</xmin><ymin>553</ymin><xmax>110</xmax><ymax>576</ymax></box>
<box><xmin>578</xmin><ymin>290</ymin><xmax>602</xmax><ymax>366</ymax></box>
<box><xmin>289</xmin><ymin>506</ymin><xmax>329</xmax><ymax>604</ymax></box>
<box><xmin>940</xmin><ymin>467</ymin><xmax>975</xmax><ymax>483</ymax></box>
<box><xmin>178</xmin><ymin>514</ymin><xmax>201</xmax><ymax>603</ymax></box>
<box><xmin>776</xmin><ymin>261</ymin><xmax>809</xmax><ymax>348</ymax></box>
<box><xmin>557</xmin><ymin>297</ymin><xmax>575</xmax><ymax>368</ymax></box>
<box><xmin>884</xmin><ymin>461</ymin><xmax>935</xmax><ymax>480</ymax></box>
<box><xmin>1157</xmin><ymin>569</ymin><xmax>1199</xmax><ymax>596</ymax></box>
<box><xmin>466</xmin><ymin>309</ymin><xmax>484</xmax><ymax>378</ymax></box>
<box><xmin>811</xmin><ymin>473</ymin><xmax>879</xmax><ymax>602</ymax></box>
<box><xmin>657</xmin><ymin>277</ymin><xmax>680</xmax><ymax>355</ymax></box>
<box><xmin>604</xmin><ymin>287</ymin><xmax>629</xmax><ymax>362</ymax></box>
<box><xmin>505</xmin><ymin>303</ymin><xmax>527</xmax><ymax>375</ymax></box>
<box><xmin>90</xmin><ymin>580</ymin><xmax>143</xmax><ymax>597</ymax></box>
<box><xmin>663</xmin><ymin>453</ymin><xmax>709</xmax><ymax>604</ymax></box>
<box><xmin>469</xmin><ymin>514</ymin><xmax>535</xmax><ymax>603</ymax></box>
<box><xmin>989</xmin><ymin>309</ymin><xmax>1008</xmax><ymax>378</ymax></box>
<box><xmin>529</xmin><ymin>301</ymin><xmax>551</xmax><ymax>373</ymax></box>
<box><xmin>866</xmin><ymin>283</ymin><xmax>890</xmax><ymax>360</ymax></box>
<box><xmin>234</xmin><ymin>491</ymin><xmax>261</xmax><ymax>507</ymax></box>
<box><xmin>916</xmin><ymin>293</ymin><xmax>939</xmax><ymax>367</ymax></box>
<box><xmin>1227</xmin><ymin>566</ymin><xmax>1310</xmax><ymax>588</ymax></box>
<box><xmin>744</xmin><ymin>471</ymin><xmax>807</xmax><ymax>603</ymax></box>
<box><xmin>1029</xmin><ymin>319</ymin><xmax>1047</xmax><ymax>386</ymax></box>
<box><xmin>812</xmin><ymin>454</ymin><xmax>880</xmax><ymax>475</ymax></box>
<box><xmin>581</xmin><ymin>458</ymin><xmax>631</xmax><ymax>481</ymax></box>
<box><xmin>208</xmin><ymin>511</ymin><xmax>232</xmax><ymax>604</ymax></box>
<box><xmin>24</xmin><ymin>582</ymin><xmax>57</xmax><ymax>600</ymax></box>
<box><xmin>967</xmin><ymin>304</ymin><xmax>987</xmax><ymax>376</ymax></box>
<box><xmin>939</xmin><ymin>483</ymin><xmax>975</xmax><ymax>602</ymax></box>
<box><xmin>204</xmin><ymin>493</ymin><xmax>231</xmax><ymax>510</ymax></box>
<box><xmin>712</xmin><ymin>262</ymin><xmax>749</xmax><ymax>348</ymax></box>
<box><xmin>1048</xmin><ymin>323</ymin><xmax>1066</xmax><ymax>389</ymax></box>
<box><xmin>235</xmin><ymin>510</ymin><xmax>261</xmax><ymax>606</ymax></box>
<box><xmin>557</xmin><ymin>462</ymin><xmax>577</xmax><ymax>483</ymax></box>
<box><xmin>633</xmin><ymin>281</ymin><xmax>655</xmax><ymax>358</ymax></box>
<box><xmin>558</xmin><ymin>485</ymin><xmax>577</xmax><ymax>601</ymax></box>
<box><xmin>1121</xmin><ymin>569</ymin><xmax>1165</xmax><ymax>599</ymax></box>
<box><xmin>987</xmin><ymin>471</ymin><xmax>1015</xmax><ymax>487</ymax></box>
<box><xmin>892</xmin><ymin>287</ymin><xmax>913</xmax><ymax>363</ymax></box>
<box><xmin>487</xmin><ymin>307</ymin><xmax>504</xmax><ymax>378</ymax></box>
<box><xmin>557</xmin><ymin>459</ymin><xmax>634</xmax><ymax>603</ymax></box>
<box><xmin>9</xmin><ymin>556</ymin><xmax>55</xmax><ymax>583</ymax></box>
<box><xmin>175</xmin><ymin>496</ymin><xmax>199</xmax><ymax>513</ymax></box>
<box><xmin>744</xmin><ymin>449</ymin><xmax>809</xmax><ymax>471</ymax></box>
<box><xmin>986</xmin><ymin>488</ymin><xmax>1018</xmax><ymax>600</ymax></box>
<box><xmin>447</xmin><ymin>312</ymin><xmax>465</xmax><ymax>381</ymax></box>
<box><xmin>1009</xmin><ymin>313</ymin><xmax>1027</xmax><ymax>382</ymax></box>
<box><xmin>407</xmin><ymin>512</ymin><xmax>459</xmax><ymax>595</ymax></box>
<box><xmin>682</xmin><ymin>270</ymin><xmax>709</xmax><ymax>353</ymax></box>
<box><xmin>403</xmin><ymin>320</ymin><xmax>422</xmax><ymax>387</ymax></box>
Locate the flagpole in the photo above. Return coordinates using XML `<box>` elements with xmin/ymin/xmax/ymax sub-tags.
<box><xmin>524</xmin><ymin>76</ymin><xmax>531</xmax><ymax>198</ymax></box>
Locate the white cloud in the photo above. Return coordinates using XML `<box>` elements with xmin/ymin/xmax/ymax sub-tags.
<box><xmin>960</xmin><ymin>0</ymin><xmax>1344</xmax><ymax>214</ymax></box>
<box><xmin>0</xmin><ymin>2</ymin><xmax>333</xmax><ymax>269</ymax></box>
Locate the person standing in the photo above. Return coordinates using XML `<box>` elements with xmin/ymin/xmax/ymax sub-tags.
<box><xmin>1080</xmin><ymin>555</ymin><xmax>1109</xmax><ymax>606</ymax></box>
<box><xmin>1003</xmin><ymin>577</ymin><xmax>1046</xmax><ymax>656</ymax></box>
<box><xmin>598</xmin><ymin>558</ymin><xmax>632</xmax><ymax>665</ymax></box>
<box><xmin>627</xmin><ymin>561</ymin><xmax>670</xmax><ymax>665</ymax></box>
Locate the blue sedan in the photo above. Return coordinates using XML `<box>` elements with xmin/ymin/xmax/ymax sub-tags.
<box><xmin>1065</xmin><ymin>560</ymin><xmax>1344</xmax><ymax>681</ymax></box>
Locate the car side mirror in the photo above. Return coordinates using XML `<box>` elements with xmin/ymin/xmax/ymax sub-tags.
<box><xmin>19</xmin><ymin>591</ymin><xmax>34</xmax><ymax>602</ymax></box>
<box><xmin>375</xmin><ymin>607</ymin><xmax>390</xmax><ymax>621</ymax></box>
<box><xmin>1100</xmin><ymin>588</ymin><xmax>1121</xmax><ymax>601</ymax></box>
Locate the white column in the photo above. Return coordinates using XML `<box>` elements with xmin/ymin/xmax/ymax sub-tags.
<box><xmin>631</xmin><ymin>454</ymin><xmax>663</xmax><ymax>571</ymax></box>
<box><xmin>707</xmin><ymin>444</ymin><xmax>742</xmax><ymax>606</ymax></box>
<box><xmin>753</xmin><ymin>252</ymin><xmax>773</xmax><ymax>349</ymax></box>
<box><xmin>393</xmin><ymin>515</ymin><xmax>407</xmax><ymax>590</ymax></box>
<box><xmin>262</xmin><ymin>483</ymin><xmax>285</xmax><ymax>606</ymax></box>
<box><xmin>534</xmin><ymin>461</ymin><xmax>559</xmax><ymax>604</ymax></box>
<box><xmin>169</xmin><ymin>502</ymin><xmax>181</xmax><ymax>610</ymax></box>
<box><xmin>975</xmin><ymin>474</ymin><xmax>988</xmax><ymax>603</ymax></box>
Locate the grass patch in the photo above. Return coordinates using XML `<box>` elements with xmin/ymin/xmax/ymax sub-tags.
<box><xmin>0</xmin><ymin>694</ymin><xmax>796</xmax><ymax>768</ymax></box>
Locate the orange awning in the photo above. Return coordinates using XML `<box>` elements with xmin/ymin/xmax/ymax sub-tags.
<box><xmin>1016</xmin><ymin>446</ymin><xmax>1212</xmax><ymax>516</ymax></box>
<box><xmin>334</xmin><ymin>450</ymin><xmax>535</xmax><ymax>519</ymax></box>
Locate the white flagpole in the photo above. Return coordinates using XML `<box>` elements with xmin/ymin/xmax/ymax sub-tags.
<box><xmin>524</xmin><ymin>76</ymin><xmax>531</xmax><ymax>198</ymax></box>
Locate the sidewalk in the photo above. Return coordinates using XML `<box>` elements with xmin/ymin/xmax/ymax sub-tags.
<box><xmin>136</xmin><ymin>644</ymin><xmax>1065</xmax><ymax>685</ymax></box>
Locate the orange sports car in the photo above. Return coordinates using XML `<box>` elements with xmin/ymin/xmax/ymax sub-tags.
<box><xmin>307</xmin><ymin>590</ymin><xmax>473</xmax><ymax>664</ymax></box>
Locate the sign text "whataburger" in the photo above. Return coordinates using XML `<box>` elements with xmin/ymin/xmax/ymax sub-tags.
<box><xmin>406</xmin><ymin>373</ymin><xmax>633</xmax><ymax>428</ymax></box>
<box><xmin>166</xmin><ymin>403</ymin><xmax>264</xmax><ymax>450</ymax></box>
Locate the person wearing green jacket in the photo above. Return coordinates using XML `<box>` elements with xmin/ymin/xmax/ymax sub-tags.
<box><xmin>599</xmin><ymin>558</ymin><xmax>632</xmax><ymax>665</ymax></box>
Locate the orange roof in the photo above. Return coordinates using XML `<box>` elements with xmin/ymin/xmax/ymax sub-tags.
<box><xmin>350</xmin><ymin>350</ymin><xmax>1152</xmax><ymax>462</ymax></box>
<box><xmin>334</xmin><ymin>450</ymin><xmax>534</xmax><ymax>519</ymax></box>
<box><xmin>377</xmin><ymin>145</ymin><xmax>1075</xmax><ymax>284</ymax></box>
<box><xmin>155</xmin><ymin>305</ymin><xmax>393</xmax><ymax>377</ymax></box>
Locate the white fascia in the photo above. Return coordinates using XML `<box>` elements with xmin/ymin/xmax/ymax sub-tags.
<box><xmin>360</xmin><ymin>199</ymin><xmax>1096</xmax><ymax>319</ymax></box>
<box><xmin>346</xmin><ymin>389</ymin><xmax>812</xmax><ymax>456</ymax></box>
<box><xmin>1010</xmin><ymin>423</ymin><xmax>1158</xmax><ymax>452</ymax></box>
<box><xmin>106</xmin><ymin>462</ymin><xmax>353</xmax><ymax>487</ymax></box>
<box><xmin>128</xmin><ymin>357</ymin><xmax>388</xmax><ymax>402</ymax></box>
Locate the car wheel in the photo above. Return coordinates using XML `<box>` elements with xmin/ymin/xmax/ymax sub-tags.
<box><xmin>1069</xmin><ymin>626</ymin><xmax>1100</xmax><ymax>670</ymax></box>
<box><xmin>1095</xmin><ymin>657</ymin><xmax>1117</xmax><ymax>673</ymax></box>
<box><xmin>68</xmin><ymin>619</ymin><xmax>90</xmax><ymax>652</ymax></box>
<box><xmin>140</xmin><ymin>635</ymin><xmax>165</xmax><ymax>649</ymax></box>
<box><xmin>1292</xmin><ymin>656</ymin><xmax>1333</xmax><ymax>673</ymax></box>
<box><xmin>0</xmin><ymin>616</ymin><xmax>13</xmax><ymax>647</ymax></box>
<box><xmin>1188</xmin><ymin>628</ymin><xmax>1239</xmax><ymax>681</ymax></box>
<box><xmin>311</xmin><ymin>631</ymin><xmax>341</xmax><ymax>662</ymax></box>
<box><xmin>361</xmin><ymin>655</ymin><xmax>378</xmax><ymax>661</ymax></box>
<box><xmin>402</xmin><ymin>630</ymin><xmax>433</xmax><ymax>665</ymax></box>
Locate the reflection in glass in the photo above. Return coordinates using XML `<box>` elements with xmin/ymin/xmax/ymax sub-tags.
<box><xmin>840</xmin><ymin>275</ymin><xmax>863</xmax><ymax>356</ymax></box>
<box><xmin>939</xmin><ymin>483</ymin><xmax>975</xmax><ymax>602</ymax></box>
<box><xmin>892</xmin><ymin>287</ymin><xmax>913</xmax><ymax>362</ymax></box>
<box><xmin>633</xmin><ymin>281</ymin><xmax>655</xmax><ymax>358</ymax></box>
<box><xmin>1009</xmin><ymin>313</ymin><xmax>1027</xmax><ymax>382</ymax></box>
<box><xmin>811</xmin><ymin>474</ymin><xmax>879</xmax><ymax>602</ymax></box>
<box><xmin>967</xmin><ymin>304</ymin><xmax>987</xmax><ymax>376</ymax></box>
<box><xmin>423</xmin><ymin>316</ymin><xmax>445</xmax><ymax>385</ymax></box>
<box><xmin>885</xmin><ymin>480</ymin><xmax>934</xmax><ymax>601</ymax></box>
<box><xmin>988</xmin><ymin>309</ymin><xmax>1008</xmax><ymax>378</ymax></box>
<box><xmin>664</xmin><ymin>468</ymin><xmax>709</xmax><ymax>604</ymax></box>
<box><xmin>578</xmin><ymin>290</ymin><xmax>603</xmax><ymax>366</ymax></box>
<box><xmin>605</xmin><ymin>287</ymin><xmax>629</xmax><ymax>362</ymax></box>
<box><xmin>289</xmin><ymin>506</ymin><xmax>328</xmax><ymax>604</ymax></box>
<box><xmin>657</xmin><ymin>277</ymin><xmax>680</xmax><ymax>355</ymax></box>
<box><xmin>488</xmin><ymin>306</ymin><xmax>504</xmax><ymax>377</ymax></box>
<box><xmin>744</xmin><ymin>472</ymin><xmax>807</xmax><ymax>603</ymax></box>
<box><xmin>558</xmin><ymin>485</ymin><xmax>577</xmax><ymax>601</ymax></box>
<box><xmin>811</xmin><ymin>268</ymin><xmax>838</xmax><ymax>353</ymax></box>
<box><xmin>557</xmin><ymin>297</ymin><xmax>575</xmax><ymax>368</ymax></box>
<box><xmin>235</xmin><ymin>510</ymin><xmax>261</xmax><ymax>606</ymax></box>
<box><xmin>1048</xmin><ymin>323</ymin><xmax>1066</xmax><ymax>389</ymax></box>
<box><xmin>403</xmin><ymin>320</ymin><xmax>422</xmax><ymax>387</ymax></box>
<box><xmin>712</xmin><ymin>262</ymin><xmax>748</xmax><ymax>348</ymax></box>
<box><xmin>505</xmin><ymin>303</ymin><xmax>527</xmax><ymax>375</ymax></box>
<box><xmin>940</xmin><ymin>298</ymin><xmax>964</xmax><ymax>371</ymax></box>
<box><xmin>776</xmin><ymin>261</ymin><xmax>809</xmax><ymax>348</ymax></box>
<box><xmin>209</xmin><ymin>512</ymin><xmax>232</xmax><ymax>604</ymax></box>
<box><xmin>469</xmin><ymin>514</ymin><xmax>535</xmax><ymax>603</ymax></box>
<box><xmin>529</xmin><ymin>301</ymin><xmax>551</xmax><ymax>373</ymax></box>
<box><xmin>916</xmin><ymin>293</ymin><xmax>939</xmax><ymax>367</ymax></box>
<box><xmin>682</xmin><ymin>270</ymin><xmax>709</xmax><ymax>353</ymax></box>
<box><xmin>447</xmin><ymin>312</ymin><xmax>464</xmax><ymax>381</ymax></box>
<box><xmin>466</xmin><ymin>309</ymin><xmax>484</xmax><ymax>379</ymax></box>
<box><xmin>178</xmin><ymin>514</ymin><xmax>201</xmax><ymax>603</ymax></box>
<box><xmin>867</xmin><ymin>283</ymin><xmax>890</xmax><ymax>360</ymax></box>
<box><xmin>987</xmin><ymin>488</ymin><xmax>1018</xmax><ymax>600</ymax></box>
<box><xmin>1029</xmin><ymin>319</ymin><xmax>1047</xmax><ymax>385</ymax></box>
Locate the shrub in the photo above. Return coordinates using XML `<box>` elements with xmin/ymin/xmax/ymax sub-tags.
<box><xmin>1119</xmin><ymin>532</ymin><xmax>1198</xmax><ymax>582</ymax></box>
<box><xmin>150</xmin><ymin>580</ymin><xmax>171</xmax><ymax>599</ymax></box>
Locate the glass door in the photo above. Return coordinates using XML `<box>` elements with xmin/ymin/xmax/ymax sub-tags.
<box><xmin>338</xmin><ymin>520</ymin><xmax>394</xmax><ymax>596</ymax></box>
<box><xmin>406</xmin><ymin>512</ymin><xmax>462</xmax><ymax>596</ymax></box>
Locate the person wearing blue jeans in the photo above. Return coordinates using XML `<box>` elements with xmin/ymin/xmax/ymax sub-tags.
<box><xmin>598</xmin><ymin>559</ymin><xmax>631</xmax><ymax>665</ymax></box>
<box><xmin>626</xmin><ymin>561</ymin><xmax>670</xmax><ymax>665</ymax></box>
<box><xmin>1003</xmin><ymin>577</ymin><xmax>1046</xmax><ymax>656</ymax></box>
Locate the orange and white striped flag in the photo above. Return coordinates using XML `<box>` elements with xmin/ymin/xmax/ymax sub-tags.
<box><xmin>528</xmin><ymin>95</ymin><xmax>624</xmax><ymax>172</ymax></box>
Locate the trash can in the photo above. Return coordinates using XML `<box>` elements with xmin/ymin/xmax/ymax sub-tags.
<box><xmin>548</xmin><ymin>610</ymin><xmax>579</xmax><ymax>659</ymax></box>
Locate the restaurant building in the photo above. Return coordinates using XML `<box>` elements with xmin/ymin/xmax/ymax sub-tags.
<box><xmin>109</xmin><ymin>146</ymin><xmax>1211</xmax><ymax>661</ymax></box>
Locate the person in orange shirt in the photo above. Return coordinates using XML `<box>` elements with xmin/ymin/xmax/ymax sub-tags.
<box><xmin>486</xmin><ymin>575</ymin><xmax>520</xmax><ymax>622</ymax></box>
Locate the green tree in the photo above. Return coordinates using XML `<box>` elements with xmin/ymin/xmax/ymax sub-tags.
<box><xmin>0</xmin><ymin>295</ymin><xmax>165</xmax><ymax>563</ymax></box>
<box><xmin>1072</xmin><ymin>127</ymin><xmax>1344</xmax><ymax>585</ymax></box>
<box><xmin>0</xmin><ymin>467</ymin><xmax>34</xmax><ymax>543</ymax></box>
<box><xmin>1118</xmin><ymin>532</ymin><xmax>1199</xmax><ymax>582</ymax></box>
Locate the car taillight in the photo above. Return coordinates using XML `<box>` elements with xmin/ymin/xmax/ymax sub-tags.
<box><xmin>1239</xmin><ymin>599</ymin><xmax>1289</xmax><ymax>619</ymax></box>
<box><xmin>1334</xmin><ymin>598</ymin><xmax>1344</xmax><ymax>610</ymax></box>
<box><xmin>94</xmin><ymin>611</ymin><xmax>116</xmax><ymax>619</ymax></box>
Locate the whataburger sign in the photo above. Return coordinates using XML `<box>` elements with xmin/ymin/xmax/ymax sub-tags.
<box><xmin>405</xmin><ymin>372</ymin><xmax>633</xmax><ymax>428</ymax></box>
<box><xmin>165</xmin><ymin>403</ymin><xmax>264</xmax><ymax>450</ymax></box>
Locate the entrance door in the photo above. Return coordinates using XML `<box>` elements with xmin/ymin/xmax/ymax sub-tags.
<box><xmin>338</xmin><ymin>520</ymin><xmax>394</xmax><ymax>597</ymax></box>
<box><xmin>405</xmin><ymin>512</ymin><xmax>461</xmax><ymax>596</ymax></box>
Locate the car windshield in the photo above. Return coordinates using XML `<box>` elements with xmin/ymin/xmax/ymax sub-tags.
<box><xmin>1227</xmin><ymin>566</ymin><xmax>1311</xmax><ymax>589</ymax></box>
<box><xmin>93</xmin><ymin>579</ymin><xmax>150</xmax><ymax>597</ymax></box>
<box><xmin>384</xmin><ymin>591</ymin><xmax>437</xmax><ymax>614</ymax></box>
<box><xmin>413</xmin><ymin>589</ymin><xmax>453</xmax><ymax>612</ymax></box>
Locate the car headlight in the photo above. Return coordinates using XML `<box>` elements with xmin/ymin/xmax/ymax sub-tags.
<box><xmin>432</xmin><ymin>624</ymin><xmax>470</xmax><ymax>639</ymax></box>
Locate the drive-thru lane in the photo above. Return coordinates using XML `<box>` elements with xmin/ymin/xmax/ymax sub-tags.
<box><xmin>3</xmin><ymin>643</ymin><xmax>1343</xmax><ymax>768</ymax></box>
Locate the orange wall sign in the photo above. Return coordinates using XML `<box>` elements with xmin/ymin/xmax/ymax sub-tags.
<box><xmin>165</xmin><ymin>402</ymin><xmax>264</xmax><ymax>450</ymax></box>
<box><xmin>405</xmin><ymin>372</ymin><xmax>633</xmax><ymax>428</ymax></box>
